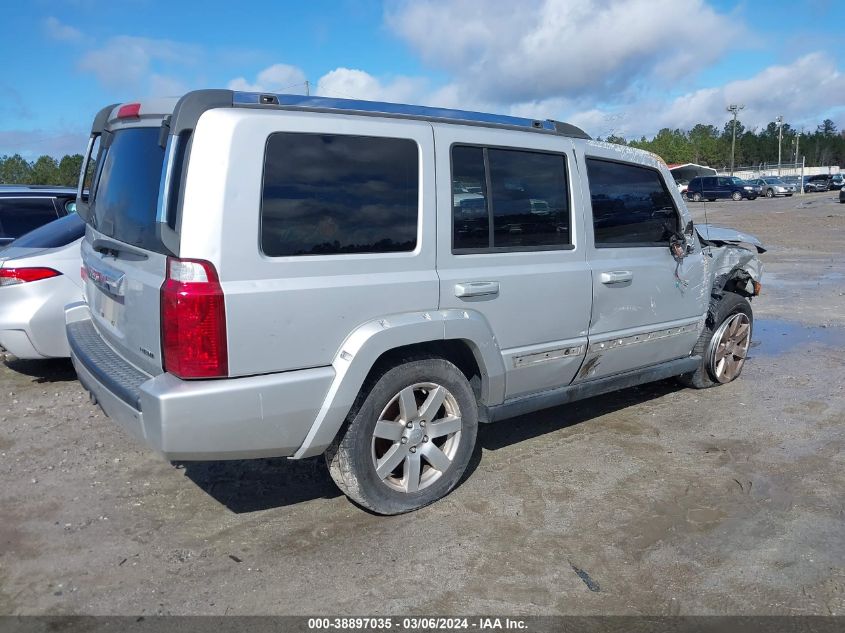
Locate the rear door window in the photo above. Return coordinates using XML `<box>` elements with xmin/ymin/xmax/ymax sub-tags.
<box><xmin>261</xmin><ymin>133</ymin><xmax>419</xmax><ymax>257</ymax></box>
<box><xmin>586</xmin><ymin>158</ymin><xmax>679</xmax><ymax>247</ymax></box>
<box><xmin>451</xmin><ymin>145</ymin><xmax>571</xmax><ymax>252</ymax></box>
<box><xmin>0</xmin><ymin>198</ymin><xmax>60</xmax><ymax>240</ymax></box>
<box><xmin>89</xmin><ymin>127</ymin><xmax>165</xmax><ymax>252</ymax></box>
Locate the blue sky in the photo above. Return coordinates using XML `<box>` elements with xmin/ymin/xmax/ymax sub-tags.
<box><xmin>2</xmin><ymin>0</ymin><xmax>843</xmax><ymax>158</ymax></box>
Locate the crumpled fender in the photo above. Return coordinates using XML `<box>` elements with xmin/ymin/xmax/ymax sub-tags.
<box><xmin>696</xmin><ymin>223</ymin><xmax>766</xmax><ymax>253</ymax></box>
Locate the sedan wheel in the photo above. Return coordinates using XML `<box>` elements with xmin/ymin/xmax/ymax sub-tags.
<box><xmin>731</xmin><ymin>191</ymin><xmax>742</xmax><ymax>201</ymax></box>
<box><xmin>766</xmin><ymin>188</ymin><xmax>774</xmax><ymax>198</ymax></box>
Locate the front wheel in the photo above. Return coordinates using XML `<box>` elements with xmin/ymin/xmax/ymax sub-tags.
<box><xmin>766</xmin><ymin>188</ymin><xmax>774</xmax><ymax>198</ymax></box>
<box><xmin>678</xmin><ymin>291</ymin><xmax>753</xmax><ymax>389</ymax></box>
<box><xmin>731</xmin><ymin>191</ymin><xmax>742</xmax><ymax>201</ymax></box>
<box><xmin>327</xmin><ymin>358</ymin><xmax>478</xmax><ymax>514</ymax></box>
<box><xmin>691</xmin><ymin>192</ymin><xmax>702</xmax><ymax>202</ymax></box>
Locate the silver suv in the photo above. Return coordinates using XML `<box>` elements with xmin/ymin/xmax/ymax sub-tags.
<box><xmin>66</xmin><ymin>91</ymin><xmax>764</xmax><ymax>514</ymax></box>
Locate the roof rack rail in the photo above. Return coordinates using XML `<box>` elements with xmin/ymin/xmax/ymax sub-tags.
<box><xmin>168</xmin><ymin>90</ymin><xmax>591</xmax><ymax>139</ymax></box>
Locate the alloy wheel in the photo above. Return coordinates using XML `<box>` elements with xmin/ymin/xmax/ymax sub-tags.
<box><xmin>709</xmin><ymin>313</ymin><xmax>751</xmax><ymax>383</ymax></box>
<box><xmin>371</xmin><ymin>383</ymin><xmax>462</xmax><ymax>493</ymax></box>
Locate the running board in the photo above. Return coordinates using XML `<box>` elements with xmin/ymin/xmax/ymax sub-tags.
<box><xmin>486</xmin><ymin>356</ymin><xmax>701</xmax><ymax>423</ymax></box>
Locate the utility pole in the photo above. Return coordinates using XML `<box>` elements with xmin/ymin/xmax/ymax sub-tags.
<box><xmin>305</xmin><ymin>80</ymin><xmax>310</xmax><ymax>96</ymax></box>
<box><xmin>776</xmin><ymin>115</ymin><xmax>783</xmax><ymax>176</ymax></box>
<box><xmin>727</xmin><ymin>104</ymin><xmax>745</xmax><ymax>176</ymax></box>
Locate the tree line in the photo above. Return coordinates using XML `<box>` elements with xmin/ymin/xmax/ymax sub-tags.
<box><xmin>0</xmin><ymin>153</ymin><xmax>84</xmax><ymax>187</ymax></box>
<box><xmin>606</xmin><ymin>118</ymin><xmax>844</xmax><ymax>169</ymax></box>
<box><xmin>1</xmin><ymin>117</ymin><xmax>843</xmax><ymax>186</ymax></box>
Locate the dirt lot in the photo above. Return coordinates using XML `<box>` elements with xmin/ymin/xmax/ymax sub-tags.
<box><xmin>1</xmin><ymin>191</ymin><xmax>844</xmax><ymax>616</ymax></box>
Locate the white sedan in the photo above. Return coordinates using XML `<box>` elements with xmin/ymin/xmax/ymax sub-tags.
<box><xmin>0</xmin><ymin>214</ymin><xmax>84</xmax><ymax>359</ymax></box>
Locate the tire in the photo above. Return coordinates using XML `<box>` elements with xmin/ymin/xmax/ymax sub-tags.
<box><xmin>678</xmin><ymin>291</ymin><xmax>753</xmax><ymax>389</ymax></box>
<box><xmin>766</xmin><ymin>188</ymin><xmax>774</xmax><ymax>198</ymax></box>
<box><xmin>691</xmin><ymin>192</ymin><xmax>702</xmax><ymax>202</ymax></box>
<box><xmin>731</xmin><ymin>191</ymin><xmax>742</xmax><ymax>201</ymax></box>
<box><xmin>326</xmin><ymin>358</ymin><xmax>478</xmax><ymax>514</ymax></box>
<box><xmin>749</xmin><ymin>195</ymin><xmax>757</xmax><ymax>200</ymax></box>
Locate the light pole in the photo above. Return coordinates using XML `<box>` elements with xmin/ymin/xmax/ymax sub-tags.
<box><xmin>727</xmin><ymin>104</ymin><xmax>745</xmax><ymax>176</ymax></box>
<box><xmin>776</xmin><ymin>115</ymin><xmax>783</xmax><ymax>176</ymax></box>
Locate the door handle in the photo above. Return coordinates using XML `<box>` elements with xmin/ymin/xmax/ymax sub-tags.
<box><xmin>454</xmin><ymin>281</ymin><xmax>500</xmax><ymax>298</ymax></box>
<box><xmin>600</xmin><ymin>270</ymin><xmax>633</xmax><ymax>285</ymax></box>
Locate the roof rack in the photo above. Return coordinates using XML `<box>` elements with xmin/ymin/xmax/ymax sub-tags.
<box><xmin>167</xmin><ymin>90</ymin><xmax>591</xmax><ymax>140</ymax></box>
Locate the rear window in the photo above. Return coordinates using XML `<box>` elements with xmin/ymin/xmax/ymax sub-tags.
<box><xmin>261</xmin><ymin>133</ymin><xmax>419</xmax><ymax>257</ymax></box>
<box><xmin>7</xmin><ymin>213</ymin><xmax>85</xmax><ymax>249</ymax></box>
<box><xmin>0</xmin><ymin>198</ymin><xmax>59</xmax><ymax>240</ymax></box>
<box><xmin>89</xmin><ymin>127</ymin><xmax>165</xmax><ymax>252</ymax></box>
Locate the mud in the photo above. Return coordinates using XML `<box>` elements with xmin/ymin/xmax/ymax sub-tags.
<box><xmin>1</xmin><ymin>192</ymin><xmax>843</xmax><ymax>615</ymax></box>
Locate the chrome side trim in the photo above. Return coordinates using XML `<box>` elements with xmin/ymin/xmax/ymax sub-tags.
<box><xmin>587</xmin><ymin>320</ymin><xmax>703</xmax><ymax>354</ymax></box>
<box><xmin>513</xmin><ymin>345</ymin><xmax>585</xmax><ymax>368</ymax></box>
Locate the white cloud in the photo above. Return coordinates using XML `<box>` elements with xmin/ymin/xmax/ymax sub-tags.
<box><xmin>316</xmin><ymin>68</ymin><xmax>427</xmax><ymax>103</ymax></box>
<box><xmin>387</xmin><ymin>0</ymin><xmax>744</xmax><ymax>104</ymax></box>
<box><xmin>227</xmin><ymin>63</ymin><xmax>307</xmax><ymax>93</ymax></box>
<box><xmin>43</xmin><ymin>16</ymin><xmax>83</xmax><ymax>42</ymax></box>
<box><xmin>566</xmin><ymin>53</ymin><xmax>845</xmax><ymax>139</ymax></box>
<box><xmin>77</xmin><ymin>36</ymin><xmax>201</xmax><ymax>95</ymax></box>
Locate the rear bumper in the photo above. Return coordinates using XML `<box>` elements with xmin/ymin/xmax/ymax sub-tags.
<box><xmin>0</xmin><ymin>275</ymin><xmax>79</xmax><ymax>358</ymax></box>
<box><xmin>65</xmin><ymin>303</ymin><xmax>334</xmax><ymax>460</ymax></box>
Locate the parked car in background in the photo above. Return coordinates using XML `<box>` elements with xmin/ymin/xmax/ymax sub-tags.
<box><xmin>675</xmin><ymin>179</ymin><xmax>689</xmax><ymax>196</ymax></box>
<box><xmin>686</xmin><ymin>175</ymin><xmax>758</xmax><ymax>201</ymax></box>
<box><xmin>65</xmin><ymin>91</ymin><xmax>764</xmax><ymax>514</ymax></box>
<box><xmin>738</xmin><ymin>178</ymin><xmax>763</xmax><ymax>198</ymax></box>
<box><xmin>0</xmin><ymin>186</ymin><xmax>77</xmax><ymax>246</ymax></box>
<box><xmin>806</xmin><ymin>174</ymin><xmax>833</xmax><ymax>191</ymax></box>
<box><xmin>830</xmin><ymin>174</ymin><xmax>844</xmax><ymax>190</ymax></box>
<box><xmin>0</xmin><ymin>214</ymin><xmax>85</xmax><ymax>359</ymax></box>
<box><xmin>749</xmin><ymin>177</ymin><xmax>795</xmax><ymax>198</ymax></box>
<box><xmin>802</xmin><ymin>176</ymin><xmax>829</xmax><ymax>193</ymax></box>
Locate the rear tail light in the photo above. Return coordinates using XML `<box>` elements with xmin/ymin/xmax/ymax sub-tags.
<box><xmin>0</xmin><ymin>267</ymin><xmax>62</xmax><ymax>286</ymax></box>
<box><xmin>160</xmin><ymin>257</ymin><xmax>228</xmax><ymax>379</ymax></box>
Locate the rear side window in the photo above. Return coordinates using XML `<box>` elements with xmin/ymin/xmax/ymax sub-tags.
<box><xmin>6</xmin><ymin>213</ymin><xmax>85</xmax><ymax>249</ymax></box>
<box><xmin>452</xmin><ymin>145</ymin><xmax>570</xmax><ymax>252</ymax></box>
<box><xmin>261</xmin><ymin>133</ymin><xmax>419</xmax><ymax>257</ymax></box>
<box><xmin>586</xmin><ymin>158</ymin><xmax>679</xmax><ymax>247</ymax></box>
<box><xmin>89</xmin><ymin>127</ymin><xmax>165</xmax><ymax>252</ymax></box>
<box><xmin>0</xmin><ymin>198</ymin><xmax>59</xmax><ymax>240</ymax></box>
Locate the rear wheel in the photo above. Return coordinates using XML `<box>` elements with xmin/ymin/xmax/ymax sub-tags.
<box><xmin>327</xmin><ymin>358</ymin><xmax>478</xmax><ymax>514</ymax></box>
<box><xmin>678</xmin><ymin>291</ymin><xmax>753</xmax><ymax>389</ymax></box>
<box><xmin>691</xmin><ymin>192</ymin><xmax>702</xmax><ymax>202</ymax></box>
<box><xmin>766</xmin><ymin>188</ymin><xmax>774</xmax><ymax>198</ymax></box>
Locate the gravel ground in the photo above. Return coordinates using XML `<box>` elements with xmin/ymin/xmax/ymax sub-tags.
<box><xmin>1</xmin><ymin>191</ymin><xmax>844</xmax><ymax>616</ymax></box>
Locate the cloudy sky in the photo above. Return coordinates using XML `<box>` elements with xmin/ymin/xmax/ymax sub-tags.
<box><xmin>2</xmin><ymin>0</ymin><xmax>843</xmax><ymax>158</ymax></box>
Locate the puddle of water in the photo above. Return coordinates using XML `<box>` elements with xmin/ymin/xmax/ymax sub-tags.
<box><xmin>751</xmin><ymin>318</ymin><xmax>845</xmax><ymax>356</ymax></box>
<box><xmin>764</xmin><ymin>271</ymin><xmax>845</xmax><ymax>287</ymax></box>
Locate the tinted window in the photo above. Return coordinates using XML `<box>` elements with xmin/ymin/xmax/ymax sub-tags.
<box><xmin>452</xmin><ymin>145</ymin><xmax>570</xmax><ymax>252</ymax></box>
<box><xmin>261</xmin><ymin>133</ymin><xmax>418</xmax><ymax>257</ymax></box>
<box><xmin>7</xmin><ymin>213</ymin><xmax>85</xmax><ymax>249</ymax></box>
<box><xmin>90</xmin><ymin>127</ymin><xmax>165</xmax><ymax>252</ymax></box>
<box><xmin>586</xmin><ymin>158</ymin><xmax>679</xmax><ymax>247</ymax></box>
<box><xmin>0</xmin><ymin>198</ymin><xmax>59</xmax><ymax>240</ymax></box>
<box><xmin>452</xmin><ymin>146</ymin><xmax>489</xmax><ymax>250</ymax></box>
<box><xmin>488</xmin><ymin>149</ymin><xmax>569</xmax><ymax>249</ymax></box>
